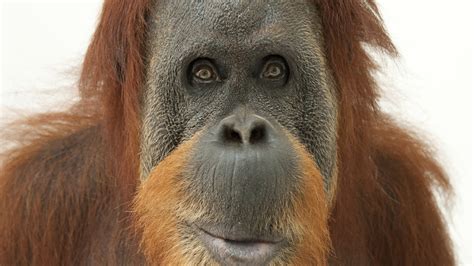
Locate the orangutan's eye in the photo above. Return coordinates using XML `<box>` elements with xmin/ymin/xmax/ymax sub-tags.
<box><xmin>189</xmin><ymin>59</ymin><xmax>220</xmax><ymax>84</ymax></box>
<box><xmin>260</xmin><ymin>56</ymin><xmax>289</xmax><ymax>82</ymax></box>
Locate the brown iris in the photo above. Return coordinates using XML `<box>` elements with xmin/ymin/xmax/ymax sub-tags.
<box><xmin>191</xmin><ymin>59</ymin><xmax>219</xmax><ymax>84</ymax></box>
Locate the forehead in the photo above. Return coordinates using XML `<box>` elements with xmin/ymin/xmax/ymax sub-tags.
<box><xmin>150</xmin><ymin>0</ymin><xmax>321</xmax><ymax>54</ymax></box>
<box><xmin>161</xmin><ymin>1</ymin><xmax>314</xmax><ymax>33</ymax></box>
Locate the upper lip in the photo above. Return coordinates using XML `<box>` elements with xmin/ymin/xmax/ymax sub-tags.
<box><xmin>191</xmin><ymin>223</ymin><xmax>285</xmax><ymax>265</ymax></box>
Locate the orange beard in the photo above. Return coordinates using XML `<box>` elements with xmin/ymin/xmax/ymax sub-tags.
<box><xmin>133</xmin><ymin>133</ymin><xmax>330</xmax><ymax>265</ymax></box>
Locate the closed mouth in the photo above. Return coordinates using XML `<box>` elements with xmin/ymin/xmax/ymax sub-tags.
<box><xmin>192</xmin><ymin>223</ymin><xmax>285</xmax><ymax>265</ymax></box>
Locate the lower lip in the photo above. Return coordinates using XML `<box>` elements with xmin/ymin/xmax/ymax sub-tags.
<box><xmin>193</xmin><ymin>225</ymin><xmax>284</xmax><ymax>265</ymax></box>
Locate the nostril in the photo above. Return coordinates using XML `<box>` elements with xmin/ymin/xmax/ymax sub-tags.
<box><xmin>216</xmin><ymin>113</ymin><xmax>274</xmax><ymax>146</ymax></box>
<box><xmin>222</xmin><ymin>125</ymin><xmax>243</xmax><ymax>144</ymax></box>
<box><xmin>249</xmin><ymin>124</ymin><xmax>267</xmax><ymax>144</ymax></box>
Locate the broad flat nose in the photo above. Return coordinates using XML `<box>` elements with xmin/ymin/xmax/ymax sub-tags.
<box><xmin>217</xmin><ymin>113</ymin><xmax>275</xmax><ymax>146</ymax></box>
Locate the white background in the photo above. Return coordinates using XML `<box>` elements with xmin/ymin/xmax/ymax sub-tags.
<box><xmin>1</xmin><ymin>0</ymin><xmax>472</xmax><ymax>264</ymax></box>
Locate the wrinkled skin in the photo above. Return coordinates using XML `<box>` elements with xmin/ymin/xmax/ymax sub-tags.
<box><xmin>140</xmin><ymin>0</ymin><xmax>337</xmax><ymax>264</ymax></box>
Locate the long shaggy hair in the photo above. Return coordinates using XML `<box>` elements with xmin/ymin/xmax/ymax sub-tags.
<box><xmin>0</xmin><ymin>0</ymin><xmax>454</xmax><ymax>265</ymax></box>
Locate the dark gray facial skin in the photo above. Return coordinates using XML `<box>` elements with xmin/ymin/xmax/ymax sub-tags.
<box><xmin>140</xmin><ymin>0</ymin><xmax>337</xmax><ymax>264</ymax></box>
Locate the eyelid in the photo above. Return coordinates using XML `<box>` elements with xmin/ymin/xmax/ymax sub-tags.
<box><xmin>191</xmin><ymin>60</ymin><xmax>215</xmax><ymax>74</ymax></box>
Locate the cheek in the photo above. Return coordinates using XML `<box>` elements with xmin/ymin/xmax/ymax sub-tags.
<box><xmin>180</xmin><ymin>94</ymin><xmax>223</xmax><ymax>138</ymax></box>
<box><xmin>140</xmin><ymin>56</ymin><xmax>190</xmax><ymax>178</ymax></box>
<box><xmin>295</xmin><ymin>71</ymin><xmax>338</xmax><ymax>187</ymax></box>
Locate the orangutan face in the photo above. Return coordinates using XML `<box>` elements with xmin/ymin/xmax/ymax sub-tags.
<box><xmin>138</xmin><ymin>0</ymin><xmax>337</xmax><ymax>264</ymax></box>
